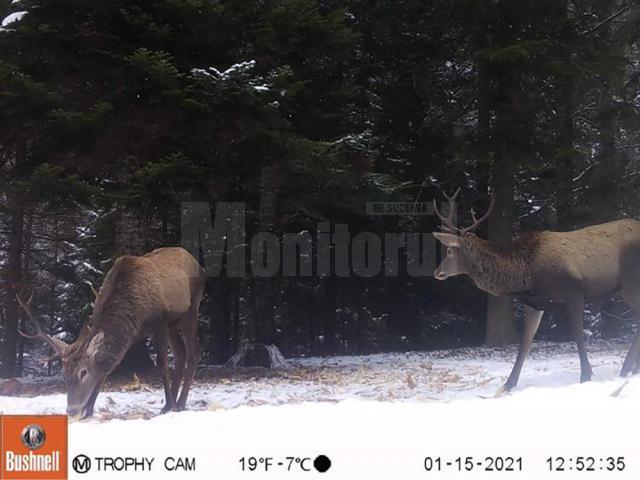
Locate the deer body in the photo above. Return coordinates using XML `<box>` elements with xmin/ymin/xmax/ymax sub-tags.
<box><xmin>433</xmin><ymin>190</ymin><xmax>640</xmax><ymax>392</ymax></box>
<box><xmin>458</xmin><ymin>220</ymin><xmax>640</xmax><ymax>301</ymax></box>
<box><xmin>20</xmin><ymin>247</ymin><xmax>205</xmax><ymax>419</ymax></box>
<box><xmin>94</xmin><ymin>247</ymin><xmax>202</xmax><ymax>350</ymax></box>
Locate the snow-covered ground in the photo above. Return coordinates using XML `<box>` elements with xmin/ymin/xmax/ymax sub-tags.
<box><xmin>1</xmin><ymin>340</ymin><xmax>634</xmax><ymax>416</ymax></box>
<box><xmin>2</xmin><ymin>340</ymin><xmax>640</xmax><ymax>479</ymax></box>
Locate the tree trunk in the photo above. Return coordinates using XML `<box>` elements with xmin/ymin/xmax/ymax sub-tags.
<box><xmin>585</xmin><ymin>2</ymin><xmax>623</xmax><ymax>225</ymax></box>
<box><xmin>354</xmin><ymin>306</ymin><xmax>369</xmax><ymax>354</ymax></box>
<box><xmin>231</xmin><ymin>283</ymin><xmax>241</xmax><ymax>353</ymax></box>
<box><xmin>16</xmin><ymin>211</ymin><xmax>34</xmax><ymax>377</ymax></box>
<box><xmin>476</xmin><ymin>39</ymin><xmax>496</xmax><ymax>342</ymax></box>
<box><xmin>1</xmin><ymin>205</ymin><xmax>24</xmax><ymax>378</ymax></box>
<box><xmin>322</xmin><ymin>278</ymin><xmax>337</xmax><ymax>355</ymax></box>
<box><xmin>485</xmin><ymin>157</ymin><xmax>517</xmax><ymax>346</ymax></box>
<box><xmin>308</xmin><ymin>305</ymin><xmax>320</xmax><ymax>356</ymax></box>
<box><xmin>554</xmin><ymin>0</ymin><xmax>576</xmax><ymax>229</ymax></box>
<box><xmin>589</xmin><ymin>3</ymin><xmax>624</xmax><ymax>335</ymax></box>
<box><xmin>207</xmin><ymin>276</ymin><xmax>232</xmax><ymax>364</ymax></box>
<box><xmin>479</xmin><ymin>6</ymin><xmax>517</xmax><ymax>347</ymax></box>
<box><xmin>590</xmin><ymin>94</ymin><xmax>621</xmax><ymax>223</ymax></box>
<box><xmin>45</xmin><ymin>217</ymin><xmax>60</xmax><ymax>377</ymax></box>
<box><xmin>252</xmin><ymin>163</ymin><xmax>280</xmax><ymax>345</ymax></box>
<box><xmin>115</xmin><ymin>209</ymin><xmax>145</xmax><ymax>255</ymax></box>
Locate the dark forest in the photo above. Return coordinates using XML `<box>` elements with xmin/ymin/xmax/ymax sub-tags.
<box><xmin>1</xmin><ymin>0</ymin><xmax>640</xmax><ymax>379</ymax></box>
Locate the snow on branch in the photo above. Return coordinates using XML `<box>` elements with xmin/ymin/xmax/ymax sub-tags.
<box><xmin>578</xmin><ymin>4</ymin><xmax>637</xmax><ymax>36</ymax></box>
<box><xmin>191</xmin><ymin>60</ymin><xmax>272</xmax><ymax>93</ymax></box>
<box><xmin>1</xmin><ymin>10</ymin><xmax>27</xmax><ymax>29</ymax></box>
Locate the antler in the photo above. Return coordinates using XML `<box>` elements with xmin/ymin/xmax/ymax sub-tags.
<box><xmin>463</xmin><ymin>195</ymin><xmax>495</xmax><ymax>235</ymax></box>
<box><xmin>432</xmin><ymin>187</ymin><xmax>461</xmax><ymax>233</ymax></box>
<box><xmin>433</xmin><ymin>188</ymin><xmax>495</xmax><ymax>235</ymax></box>
<box><xmin>16</xmin><ymin>293</ymin><xmax>38</xmax><ymax>339</ymax></box>
<box><xmin>16</xmin><ymin>293</ymin><xmax>70</xmax><ymax>359</ymax></box>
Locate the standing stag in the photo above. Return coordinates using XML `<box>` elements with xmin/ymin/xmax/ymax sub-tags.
<box><xmin>19</xmin><ymin>247</ymin><xmax>205</xmax><ymax>419</ymax></box>
<box><xmin>432</xmin><ymin>189</ymin><xmax>640</xmax><ymax>392</ymax></box>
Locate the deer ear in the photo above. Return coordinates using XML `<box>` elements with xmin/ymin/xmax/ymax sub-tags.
<box><xmin>433</xmin><ymin>232</ymin><xmax>461</xmax><ymax>247</ymax></box>
<box><xmin>86</xmin><ymin>331</ymin><xmax>105</xmax><ymax>356</ymax></box>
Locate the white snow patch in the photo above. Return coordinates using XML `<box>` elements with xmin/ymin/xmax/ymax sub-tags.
<box><xmin>80</xmin><ymin>261</ymin><xmax>103</xmax><ymax>275</ymax></box>
<box><xmin>1</xmin><ymin>11</ymin><xmax>27</xmax><ymax>27</ymax></box>
<box><xmin>66</xmin><ymin>390</ymin><xmax>640</xmax><ymax>479</ymax></box>
<box><xmin>191</xmin><ymin>60</ymin><xmax>257</xmax><ymax>81</ymax></box>
<box><xmin>2</xmin><ymin>341</ymin><xmax>640</xmax><ymax>479</ymax></box>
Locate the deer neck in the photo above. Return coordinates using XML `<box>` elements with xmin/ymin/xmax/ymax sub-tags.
<box><xmin>463</xmin><ymin>240</ymin><xmax>533</xmax><ymax>296</ymax></box>
<box><xmin>88</xmin><ymin>301</ymin><xmax>140</xmax><ymax>371</ymax></box>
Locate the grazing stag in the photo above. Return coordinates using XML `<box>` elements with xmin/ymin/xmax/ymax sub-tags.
<box><xmin>432</xmin><ymin>189</ymin><xmax>640</xmax><ymax>392</ymax></box>
<box><xmin>19</xmin><ymin>247</ymin><xmax>205</xmax><ymax>419</ymax></box>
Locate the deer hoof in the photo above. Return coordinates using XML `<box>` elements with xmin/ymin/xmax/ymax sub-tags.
<box><xmin>80</xmin><ymin>410</ymin><xmax>94</xmax><ymax>420</ymax></box>
<box><xmin>620</xmin><ymin>363</ymin><xmax>634</xmax><ymax>377</ymax></box>
<box><xmin>494</xmin><ymin>384</ymin><xmax>509</xmax><ymax>397</ymax></box>
<box><xmin>580</xmin><ymin>372</ymin><xmax>593</xmax><ymax>383</ymax></box>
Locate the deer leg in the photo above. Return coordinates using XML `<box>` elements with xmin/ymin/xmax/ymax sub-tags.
<box><xmin>156</xmin><ymin>324</ymin><xmax>175</xmax><ymax>414</ymax></box>
<box><xmin>621</xmin><ymin>330</ymin><xmax>640</xmax><ymax>376</ymax></box>
<box><xmin>81</xmin><ymin>379</ymin><xmax>105</xmax><ymax>419</ymax></box>
<box><xmin>566</xmin><ymin>294</ymin><xmax>592</xmax><ymax>382</ymax></box>
<box><xmin>168</xmin><ymin>324</ymin><xmax>186</xmax><ymax>402</ymax></box>
<box><xmin>619</xmin><ymin>287</ymin><xmax>640</xmax><ymax>376</ymax></box>
<box><xmin>176</xmin><ymin>307</ymin><xmax>199</xmax><ymax>411</ymax></box>
<box><xmin>502</xmin><ymin>306</ymin><xmax>543</xmax><ymax>392</ymax></box>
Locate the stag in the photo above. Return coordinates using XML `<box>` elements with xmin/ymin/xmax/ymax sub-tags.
<box><xmin>432</xmin><ymin>189</ymin><xmax>640</xmax><ymax>392</ymax></box>
<box><xmin>18</xmin><ymin>247</ymin><xmax>205</xmax><ymax>419</ymax></box>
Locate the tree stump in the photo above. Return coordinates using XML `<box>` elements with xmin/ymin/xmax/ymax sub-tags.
<box><xmin>224</xmin><ymin>343</ymin><xmax>290</xmax><ymax>369</ymax></box>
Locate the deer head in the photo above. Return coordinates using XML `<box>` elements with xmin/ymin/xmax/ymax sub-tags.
<box><xmin>17</xmin><ymin>293</ymin><xmax>108</xmax><ymax>419</ymax></box>
<box><xmin>432</xmin><ymin>188</ymin><xmax>494</xmax><ymax>280</ymax></box>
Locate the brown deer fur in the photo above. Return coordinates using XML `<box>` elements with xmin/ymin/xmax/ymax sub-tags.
<box><xmin>19</xmin><ymin>247</ymin><xmax>205</xmax><ymax>419</ymax></box>
<box><xmin>435</xmin><ymin>211</ymin><xmax>640</xmax><ymax>392</ymax></box>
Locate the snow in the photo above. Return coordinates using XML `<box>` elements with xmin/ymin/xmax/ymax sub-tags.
<box><xmin>2</xmin><ymin>341</ymin><xmax>640</xmax><ymax>478</ymax></box>
<box><xmin>191</xmin><ymin>60</ymin><xmax>257</xmax><ymax>81</ymax></box>
<box><xmin>191</xmin><ymin>60</ymin><xmax>271</xmax><ymax>95</ymax></box>
<box><xmin>1</xmin><ymin>11</ymin><xmax>27</xmax><ymax>28</ymax></box>
<box><xmin>80</xmin><ymin>261</ymin><xmax>103</xmax><ymax>275</ymax></box>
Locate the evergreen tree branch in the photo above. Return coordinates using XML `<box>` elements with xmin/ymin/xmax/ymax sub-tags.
<box><xmin>578</xmin><ymin>4</ymin><xmax>636</xmax><ymax>37</ymax></box>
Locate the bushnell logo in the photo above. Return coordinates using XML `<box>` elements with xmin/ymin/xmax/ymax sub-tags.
<box><xmin>1</xmin><ymin>415</ymin><xmax>68</xmax><ymax>479</ymax></box>
<box><xmin>20</xmin><ymin>423</ymin><xmax>46</xmax><ymax>450</ymax></box>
